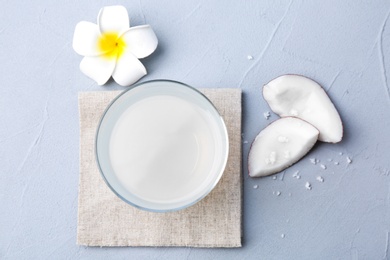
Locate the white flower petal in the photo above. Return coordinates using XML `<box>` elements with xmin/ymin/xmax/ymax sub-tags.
<box><xmin>112</xmin><ymin>50</ymin><xmax>146</xmax><ymax>86</ymax></box>
<box><xmin>73</xmin><ymin>21</ymin><xmax>102</xmax><ymax>56</ymax></box>
<box><xmin>80</xmin><ymin>55</ymin><xmax>116</xmax><ymax>85</ymax></box>
<box><xmin>98</xmin><ymin>5</ymin><xmax>129</xmax><ymax>35</ymax></box>
<box><xmin>120</xmin><ymin>25</ymin><xmax>158</xmax><ymax>59</ymax></box>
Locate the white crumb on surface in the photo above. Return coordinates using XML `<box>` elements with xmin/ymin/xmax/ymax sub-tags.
<box><xmin>243</xmin><ymin>140</ymin><xmax>248</xmax><ymax>144</ymax></box>
<box><xmin>310</xmin><ymin>158</ymin><xmax>317</xmax><ymax>164</ymax></box>
<box><xmin>292</xmin><ymin>171</ymin><xmax>301</xmax><ymax>179</ymax></box>
<box><xmin>263</xmin><ymin>111</ymin><xmax>271</xmax><ymax>120</ymax></box>
<box><xmin>305</xmin><ymin>182</ymin><xmax>312</xmax><ymax>190</ymax></box>
<box><xmin>346</xmin><ymin>156</ymin><xmax>352</xmax><ymax>164</ymax></box>
<box><xmin>253</xmin><ymin>185</ymin><xmax>258</xmax><ymax>189</ymax></box>
<box><xmin>281</xmin><ymin>234</ymin><xmax>285</xmax><ymax>238</ymax></box>
<box><xmin>272</xmin><ymin>176</ymin><xmax>277</xmax><ymax>180</ymax></box>
<box><xmin>316</xmin><ymin>176</ymin><xmax>324</xmax><ymax>182</ymax></box>
<box><xmin>334</xmin><ymin>162</ymin><xmax>339</xmax><ymax>165</ymax></box>
<box><xmin>320</xmin><ymin>164</ymin><xmax>327</xmax><ymax>170</ymax></box>
<box><xmin>273</xmin><ymin>191</ymin><xmax>281</xmax><ymax>196</ymax></box>
<box><xmin>328</xmin><ymin>158</ymin><xmax>333</xmax><ymax>162</ymax></box>
<box><xmin>339</xmin><ymin>152</ymin><xmax>343</xmax><ymax>155</ymax></box>
<box><xmin>247</xmin><ymin>55</ymin><xmax>254</xmax><ymax>60</ymax></box>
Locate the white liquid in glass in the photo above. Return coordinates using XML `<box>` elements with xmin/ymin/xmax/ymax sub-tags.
<box><xmin>109</xmin><ymin>95</ymin><xmax>219</xmax><ymax>203</ymax></box>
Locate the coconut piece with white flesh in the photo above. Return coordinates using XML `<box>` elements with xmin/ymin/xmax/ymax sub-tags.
<box><xmin>263</xmin><ymin>75</ymin><xmax>343</xmax><ymax>143</ymax></box>
<box><xmin>248</xmin><ymin>117</ymin><xmax>319</xmax><ymax>177</ymax></box>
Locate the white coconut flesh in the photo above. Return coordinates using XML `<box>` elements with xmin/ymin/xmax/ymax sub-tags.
<box><xmin>248</xmin><ymin>117</ymin><xmax>319</xmax><ymax>177</ymax></box>
<box><xmin>263</xmin><ymin>75</ymin><xmax>343</xmax><ymax>143</ymax></box>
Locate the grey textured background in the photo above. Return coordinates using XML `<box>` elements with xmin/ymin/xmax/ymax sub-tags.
<box><xmin>1</xmin><ymin>0</ymin><xmax>390</xmax><ymax>259</ymax></box>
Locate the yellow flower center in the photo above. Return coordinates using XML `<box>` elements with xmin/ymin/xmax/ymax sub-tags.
<box><xmin>98</xmin><ymin>32</ymin><xmax>126</xmax><ymax>60</ymax></box>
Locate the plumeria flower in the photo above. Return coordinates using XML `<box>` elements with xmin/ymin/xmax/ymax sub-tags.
<box><xmin>73</xmin><ymin>5</ymin><xmax>158</xmax><ymax>86</ymax></box>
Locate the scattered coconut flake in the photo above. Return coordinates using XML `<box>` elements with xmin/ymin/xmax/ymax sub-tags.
<box><xmin>316</xmin><ymin>176</ymin><xmax>324</xmax><ymax>182</ymax></box>
<box><xmin>320</xmin><ymin>164</ymin><xmax>327</xmax><ymax>170</ymax></box>
<box><xmin>274</xmin><ymin>191</ymin><xmax>281</xmax><ymax>196</ymax></box>
<box><xmin>346</xmin><ymin>156</ymin><xmax>352</xmax><ymax>164</ymax></box>
<box><xmin>272</xmin><ymin>176</ymin><xmax>277</xmax><ymax>180</ymax></box>
<box><xmin>334</xmin><ymin>162</ymin><xmax>339</xmax><ymax>165</ymax></box>
<box><xmin>247</xmin><ymin>55</ymin><xmax>254</xmax><ymax>60</ymax></box>
<box><xmin>339</xmin><ymin>152</ymin><xmax>343</xmax><ymax>155</ymax></box>
<box><xmin>253</xmin><ymin>185</ymin><xmax>258</xmax><ymax>189</ymax></box>
<box><xmin>281</xmin><ymin>234</ymin><xmax>285</xmax><ymax>238</ymax></box>
<box><xmin>265</xmin><ymin>151</ymin><xmax>277</xmax><ymax>165</ymax></box>
<box><xmin>269</xmin><ymin>152</ymin><xmax>276</xmax><ymax>164</ymax></box>
<box><xmin>263</xmin><ymin>111</ymin><xmax>271</xmax><ymax>120</ymax></box>
<box><xmin>310</xmin><ymin>158</ymin><xmax>317</xmax><ymax>165</ymax></box>
<box><xmin>292</xmin><ymin>171</ymin><xmax>301</xmax><ymax>179</ymax></box>
<box><xmin>243</xmin><ymin>140</ymin><xmax>248</xmax><ymax>144</ymax></box>
<box><xmin>278</xmin><ymin>136</ymin><xmax>289</xmax><ymax>143</ymax></box>
<box><xmin>305</xmin><ymin>182</ymin><xmax>312</xmax><ymax>190</ymax></box>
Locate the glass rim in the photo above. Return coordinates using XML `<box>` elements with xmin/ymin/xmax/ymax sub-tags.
<box><xmin>95</xmin><ymin>79</ymin><xmax>229</xmax><ymax>212</ymax></box>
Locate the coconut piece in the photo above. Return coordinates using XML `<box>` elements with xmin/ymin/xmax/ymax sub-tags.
<box><xmin>263</xmin><ymin>74</ymin><xmax>343</xmax><ymax>143</ymax></box>
<box><xmin>248</xmin><ymin>117</ymin><xmax>319</xmax><ymax>177</ymax></box>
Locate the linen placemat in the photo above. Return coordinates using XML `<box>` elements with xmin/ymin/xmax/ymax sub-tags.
<box><xmin>77</xmin><ymin>88</ymin><xmax>242</xmax><ymax>247</ymax></box>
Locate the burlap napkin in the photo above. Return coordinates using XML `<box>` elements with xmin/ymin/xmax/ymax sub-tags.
<box><xmin>77</xmin><ymin>88</ymin><xmax>242</xmax><ymax>247</ymax></box>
